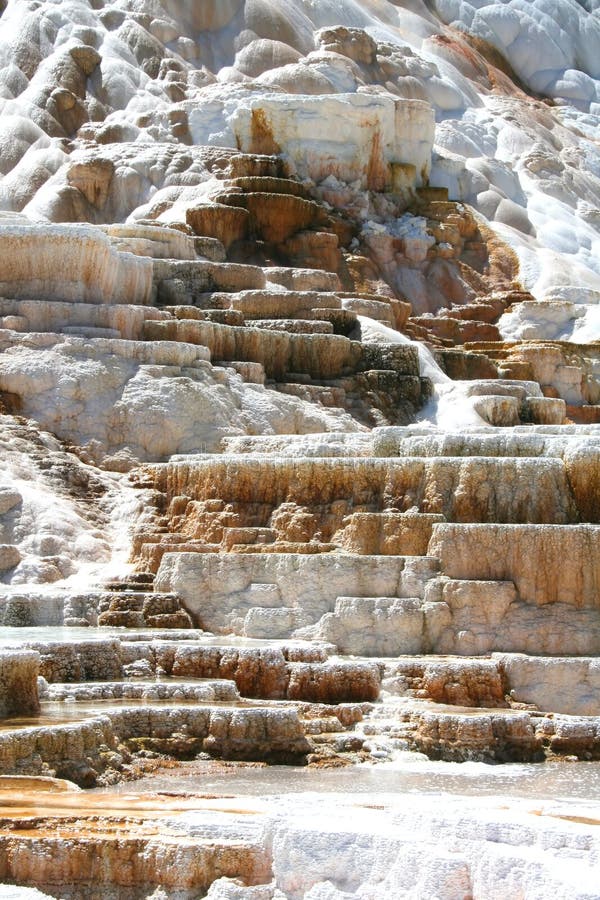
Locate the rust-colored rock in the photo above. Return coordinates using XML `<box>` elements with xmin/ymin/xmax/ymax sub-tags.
<box><xmin>186</xmin><ymin>204</ymin><xmax>250</xmax><ymax>249</ymax></box>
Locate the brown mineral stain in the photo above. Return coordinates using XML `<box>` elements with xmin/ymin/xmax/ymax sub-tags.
<box><xmin>248</xmin><ymin>110</ymin><xmax>281</xmax><ymax>156</ymax></box>
<box><xmin>366</xmin><ymin>127</ymin><xmax>388</xmax><ymax>192</ymax></box>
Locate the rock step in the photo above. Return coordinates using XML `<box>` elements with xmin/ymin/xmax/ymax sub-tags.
<box><xmin>383</xmin><ymin>702</ymin><xmax>600</xmax><ymax>764</ymax></box>
<box><xmin>212</xmin><ymin>540</ymin><xmax>339</xmax><ymax>554</ymax></box>
<box><xmin>164</xmin><ymin>305</ymin><xmax>245</xmax><ymax>326</ymax></box>
<box><xmin>275</xmin><ymin>382</ymin><xmax>346</xmax><ymax>408</ymax></box>
<box><xmin>149</xmin><ymin>541</ymin><xmax>600</xmax><ymax>655</ymax></box>
<box><xmin>0</xmin><ymin>792</ymin><xmax>272</xmax><ymax>889</ymax></box>
<box><xmin>0</xmin><ymin>298</ymin><xmax>169</xmax><ymax>341</ymax></box>
<box><xmin>313</xmin><ymin>596</ymin><xmax>432</xmax><ymax>657</ymax></box>
<box><xmin>471</xmin><ymin>393</ymin><xmax>566</xmax><ymax>427</ymax></box>
<box><xmin>220</xmin><ymin>526</ymin><xmax>276</xmax><ymax>550</ymax></box>
<box><xmin>28</xmin><ymin>635</ymin><xmax>379</xmax><ymax>702</ymax></box>
<box><xmin>101</xmin><ymin>223</ymin><xmax>198</xmax><ymax>262</ymax></box>
<box><xmin>340</xmin><ymin>292</ymin><xmax>411</xmax><ymax>328</ymax></box>
<box><xmin>153</xmin><ymin>259</ymin><xmax>267</xmax><ymax>306</ymax></box>
<box><xmin>251</xmin><ymin>318</ymin><xmax>334</xmax><ymax>335</ymax></box>
<box><xmin>375</xmin><ymin>653</ymin><xmax>600</xmax><ymax>716</ymax></box>
<box><xmin>310</xmin><ymin>307</ymin><xmax>358</xmax><ymax>335</ymax></box>
<box><xmin>211</xmin><ymin>191</ymin><xmax>327</xmax><ymax>243</ymax></box>
<box><xmin>371</xmin><ymin>425</ymin><xmax>600</xmax><ymax>458</ymax></box>
<box><xmin>342</xmin><ymin>296</ymin><xmax>394</xmax><ymax>325</ymax></box>
<box><xmin>192</xmin><ymin>235</ymin><xmax>227</xmax><ymax>262</ymax></box>
<box><xmin>142</xmin><ymin>318</ymin><xmax>361</xmax><ymax>380</ymax></box>
<box><xmin>152</xmin><ymin>552</ymin><xmax>441</xmax><ymax>639</ymax></box>
<box><xmin>225</xmin><ymin>176</ymin><xmax>312</xmax><ymax>198</ymax></box>
<box><xmin>135</xmin><ymin>540</ymin><xmax>220</xmax><ymax>573</ymax></box>
<box><xmin>567</xmin><ymin>404</ymin><xmax>600</xmax><ymax>424</ymax></box>
<box><xmin>101</xmin><ymin>585</ymin><xmax>153</xmax><ymax>596</ymax></box>
<box><xmin>60</xmin><ymin>325</ymin><xmax>123</xmax><ymax>339</ymax></box>
<box><xmin>97</xmin><ymin>591</ymin><xmax>182</xmax><ymax>606</ymax></box>
<box><xmin>0</xmin><ymin>705</ymin><xmax>312</xmax><ymax>782</ymax></box>
<box><xmin>44</xmin><ymin>679</ymin><xmax>241</xmax><ymax>702</ymax></box>
<box><xmin>435</xmin><ymin>347</ymin><xmax>499</xmax><ymax>380</ymax></box>
<box><xmin>410</xmin><ymin>315</ymin><xmax>502</xmax><ymax>345</ymax></box>
<box><xmin>0</xmin><ymin>592</ymin><xmax>71</xmax><ymax>627</ymax></box>
<box><xmin>224</xmin><ymin>289</ymin><xmax>343</xmax><ymax>319</ymax></box>
<box><xmin>97</xmin><ymin>610</ymin><xmax>193</xmax><ymax>629</ymax></box>
<box><xmin>220</xmin><ymin>432</ymin><xmax>375</xmax><ymax>456</ymax></box>
<box><xmin>436</xmin><ymin>301</ymin><xmax>507</xmax><ymax>324</ymax></box>
<box><xmin>97</xmin><ymin>587</ymin><xmax>194</xmax><ymax>630</ymax></box>
<box><xmin>265</xmin><ymin>266</ymin><xmax>341</xmax><ymax>292</ymax></box>
<box><xmin>143</xmin><ymin>455</ymin><xmax>583</xmax><ymax>526</ymax></box>
<box><xmin>430</xmin><ymin>523</ymin><xmax>600</xmax><ymax>613</ymax></box>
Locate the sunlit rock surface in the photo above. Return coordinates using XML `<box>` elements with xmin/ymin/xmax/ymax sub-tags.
<box><xmin>0</xmin><ymin>0</ymin><xmax>599</xmax><ymax>897</ymax></box>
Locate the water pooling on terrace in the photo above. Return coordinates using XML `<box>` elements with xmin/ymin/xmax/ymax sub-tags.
<box><xmin>94</xmin><ymin>756</ymin><xmax>600</xmax><ymax>804</ymax></box>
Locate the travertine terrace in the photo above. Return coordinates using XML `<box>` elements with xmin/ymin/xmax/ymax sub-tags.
<box><xmin>0</xmin><ymin>0</ymin><xmax>599</xmax><ymax>897</ymax></box>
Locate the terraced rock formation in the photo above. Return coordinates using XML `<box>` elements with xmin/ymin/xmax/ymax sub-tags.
<box><xmin>0</xmin><ymin>0</ymin><xmax>600</xmax><ymax>897</ymax></box>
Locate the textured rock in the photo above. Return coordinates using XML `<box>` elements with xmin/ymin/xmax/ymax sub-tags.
<box><xmin>0</xmin><ymin>222</ymin><xmax>152</xmax><ymax>305</ymax></box>
<box><xmin>155</xmin><ymin>551</ymin><xmax>437</xmax><ymax>636</ymax></box>
<box><xmin>0</xmin><ymin>651</ymin><xmax>39</xmax><ymax>717</ymax></box>
<box><xmin>0</xmin><ymin>332</ymin><xmax>363</xmax><ymax>465</ymax></box>
<box><xmin>0</xmin><ymin>545</ymin><xmax>20</xmax><ymax>573</ymax></box>
<box><xmin>382</xmin><ymin>657</ymin><xmax>507</xmax><ymax>708</ymax></box>
<box><xmin>187</xmin><ymin>204</ymin><xmax>250</xmax><ymax>250</ymax></box>
<box><xmin>497</xmin><ymin>654</ymin><xmax>600</xmax><ymax>716</ymax></box>
<box><xmin>231</xmin><ymin>94</ymin><xmax>435</xmax><ymax>189</ymax></box>
<box><xmin>430</xmin><ymin>523</ymin><xmax>600</xmax><ymax>608</ymax></box>
<box><xmin>146</xmin><ymin>455</ymin><xmax>580</xmax><ymax>529</ymax></box>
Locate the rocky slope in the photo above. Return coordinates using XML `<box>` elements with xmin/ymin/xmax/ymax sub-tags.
<box><xmin>0</xmin><ymin>0</ymin><xmax>599</xmax><ymax>897</ymax></box>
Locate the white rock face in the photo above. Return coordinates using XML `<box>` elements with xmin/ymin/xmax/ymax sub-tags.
<box><xmin>229</xmin><ymin>93</ymin><xmax>435</xmax><ymax>187</ymax></box>
<box><xmin>497</xmin><ymin>654</ymin><xmax>600</xmax><ymax>717</ymax></box>
<box><xmin>0</xmin><ymin>332</ymin><xmax>362</xmax><ymax>466</ymax></box>
<box><xmin>0</xmin><ymin>415</ymin><xmax>140</xmax><ymax>586</ymax></box>
<box><xmin>154</xmin><ymin>551</ymin><xmax>438</xmax><ymax>636</ymax></box>
<box><xmin>432</xmin><ymin>0</ymin><xmax>600</xmax><ymax>112</ymax></box>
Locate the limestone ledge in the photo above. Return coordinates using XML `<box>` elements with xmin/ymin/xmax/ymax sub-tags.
<box><xmin>44</xmin><ymin>679</ymin><xmax>241</xmax><ymax>703</ymax></box>
<box><xmin>0</xmin><ymin>789</ymin><xmax>598</xmax><ymax>900</ymax></box>
<box><xmin>0</xmin><ymin>705</ymin><xmax>311</xmax><ymax>783</ymax></box>
<box><xmin>495</xmin><ymin>654</ymin><xmax>600</xmax><ymax>717</ymax></box>
<box><xmin>1</xmin><ymin>700</ymin><xmax>600</xmax><ymax>789</ymax></box>
<box><xmin>154</xmin><ymin>546</ymin><xmax>600</xmax><ymax>656</ymax></box>
<box><xmin>402</xmin><ymin>706</ymin><xmax>600</xmax><ymax>763</ymax></box>
<box><xmin>430</xmin><ymin>523</ymin><xmax>600</xmax><ymax>609</ymax></box>
<box><xmin>371</xmin><ymin>424</ymin><xmax>600</xmax><ymax>459</ymax></box>
<box><xmin>27</xmin><ymin>635</ymin><xmax>380</xmax><ymax>704</ymax></box>
<box><xmin>382</xmin><ymin>653</ymin><xmax>600</xmax><ymax>717</ymax></box>
<box><xmin>143</xmin><ymin>319</ymin><xmax>362</xmax><ymax>381</ymax></box>
<box><xmin>0</xmin><ymin>298</ymin><xmax>169</xmax><ymax>341</ymax></box>
<box><xmin>222</xmin><ymin>425</ymin><xmax>600</xmax><ymax>460</ymax></box>
<box><xmin>146</xmin><ymin>454</ymin><xmax>583</xmax><ymax>525</ymax></box>
<box><xmin>0</xmin><ymin>222</ymin><xmax>152</xmax><ymax>305</ymax></box>
<box><xmin>154</xmin><ymin>552</ymin><xmax>438</xmax><ymax>637</ymax></box>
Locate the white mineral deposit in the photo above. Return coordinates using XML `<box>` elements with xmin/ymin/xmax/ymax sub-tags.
<box><xmin>0</xmin><ymin>0</ymin><xmax>599</xmax><ymax>897</ymax></box>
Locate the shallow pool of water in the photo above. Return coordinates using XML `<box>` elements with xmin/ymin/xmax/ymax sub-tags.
<box><xmin>93</xmin><ymin>756</ymin><xmax>600</xmax><ymax>803</ymax></box>
<box><xmin>0</xmin><ymin>626</ymin><xmax>316</xmax><ymax>648</ymax></box>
